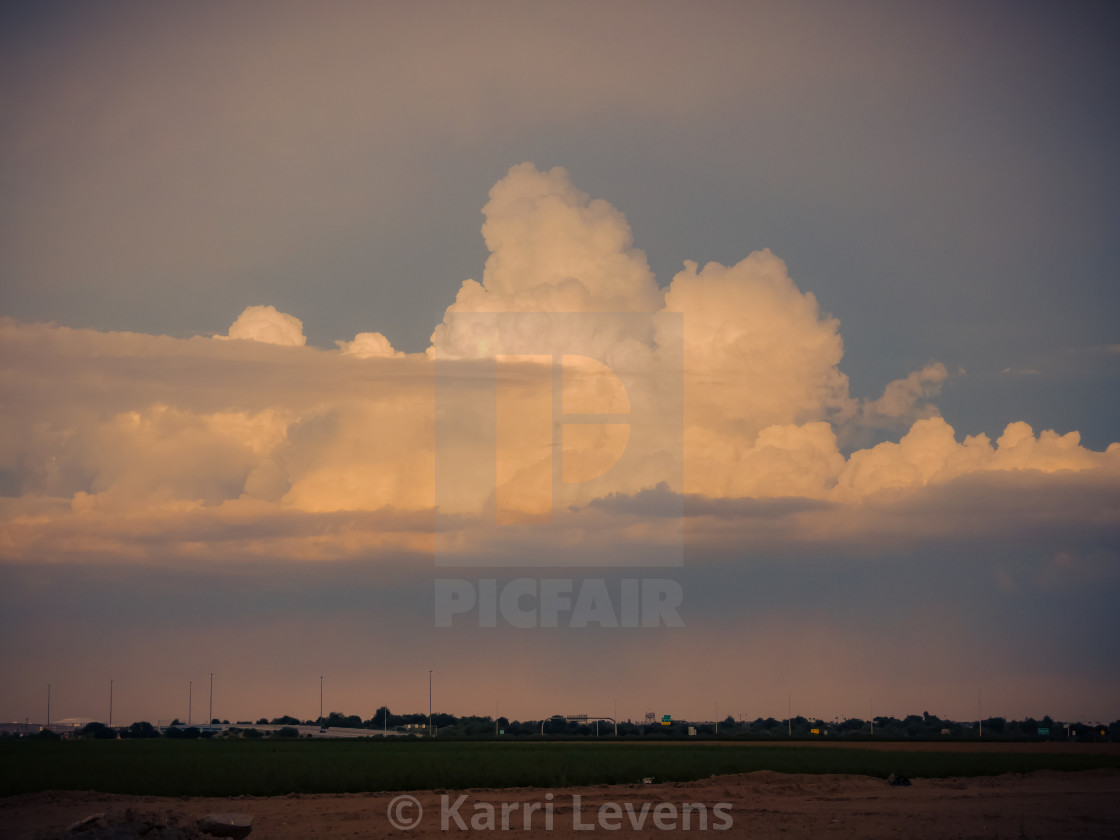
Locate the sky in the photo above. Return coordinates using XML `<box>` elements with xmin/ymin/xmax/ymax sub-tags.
<box><xmin>1</xmin><ymin>1</ymin><xmax>1118</xmax><ymax>728</ymax></box>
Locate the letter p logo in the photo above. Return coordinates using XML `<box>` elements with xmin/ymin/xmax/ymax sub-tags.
<box><xmin>495</xmin><ymin>354</ymin><xmax>630</xmax><ymax>524</ymax></box>
<box><xmin>435</xmin><ymin>312</ymin><xmax>682</xmax><ymax>567</ymax></box>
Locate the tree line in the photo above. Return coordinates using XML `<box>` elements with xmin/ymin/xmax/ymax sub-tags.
<box><xmin>15</xmin><ymin>708</ymin><xmax>1115</xmax><ymax>742</ymax></box>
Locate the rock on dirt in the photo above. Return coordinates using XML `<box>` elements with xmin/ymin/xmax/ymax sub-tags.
<box><xmin>197</xmin><ymin>813</ymin><xmax>253</xmax><ymax>838</ymax></box>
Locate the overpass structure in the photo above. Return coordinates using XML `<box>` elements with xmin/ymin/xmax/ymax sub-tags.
<box><xmin>564</xmin><ymin>714</ymin><xmax>618</xmax><ymax>736</ymax></box>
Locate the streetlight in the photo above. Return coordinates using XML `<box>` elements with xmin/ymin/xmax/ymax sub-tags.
<box><xmin>109</xmin><ymin>680</ymin><xmax>113</xmax><ymax>728</ymax></box>
<box><xmin>188</xmin><ymin>681</ymin><xmax>192</xmax><ymax>727</ymax></box>
<box><xmin>320</xmin><ymin>676</ymin><xmax>324</xmax><ymax>724</ymax></box>
<box><xmin>428</xmin><ymin>670</ymin><xmax>433</xmax><ymax>737</ymax></box>
<box><xmin>209</xmin><ymin>673</ymin><xmax>213</xmax><ymax>728</ymax></box>
<box><xmin>47</xmin><ymin>684</ymin><xmax>51</xmax><ymax>728</ymax></box>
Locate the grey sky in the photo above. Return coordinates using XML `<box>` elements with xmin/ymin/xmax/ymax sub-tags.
<box><xmin>3</xmin><ymin>1</ymin><xmax>1118</xmax><ymax>446</ymax></box>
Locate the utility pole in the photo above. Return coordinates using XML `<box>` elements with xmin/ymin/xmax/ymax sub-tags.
<box><xmin>978</xmin><ymin>689</ymin><xmax>983</xmax><ymax>738</ymax></box>
<box><xmin>320</xmin><ymin>676</ymin><xmax>324</xmax><ymax>724</ymax></box>
<box><xmin>188</xmin><ymin>681</ymin><xmax>192</xmax><ymax>727</ymax></box>
<box><xmin>209</xmin><ymin>673</ymin><xmax>213</xmax><ymax>728</ymax></box>
<box><xmin>47</xmin><ymin>684</ymin><xmax>51</xmax><ymax>728</ymax></box>
<box><xmin>787</xmin><ymin>694</ymin><xmax>792</xmax><ymax>737</ymax></box>
<box><xmin>428</xmin><ymin>670</ymin><xmax>433</xmax><ymax>737</ymax></box>
<box><xmin>109</xmin><ymin>680</ymin><xmax>113</xmax><ymax>728</ymax></box>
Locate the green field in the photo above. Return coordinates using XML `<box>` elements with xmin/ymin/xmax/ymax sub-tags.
<box><xmin>2</xmin><ymin>741</ymin><xmax>1118</xmax><ymax>797</ymax></box>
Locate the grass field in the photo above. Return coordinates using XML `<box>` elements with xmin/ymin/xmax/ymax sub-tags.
<box><xmin>2</xmin><ymin>740</ymin><xmax>1118</xmax><ymax>797</ymax></box>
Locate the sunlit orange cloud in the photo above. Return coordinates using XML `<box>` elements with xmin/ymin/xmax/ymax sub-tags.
<box><xmin>1</xmin><ymin>164</ymin><xmax>1118</xmax><ymax>570</ymax></box>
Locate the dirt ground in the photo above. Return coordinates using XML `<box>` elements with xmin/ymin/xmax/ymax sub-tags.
<box><xmin>3</xmin><ymin>769</ymin><xmax>1119</xmax><ymax>840</ymax></box>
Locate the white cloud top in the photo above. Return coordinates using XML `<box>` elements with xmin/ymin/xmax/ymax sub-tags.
<box><xmin>223</xmin><ymin>305</ymin><xmax>307</xmax><ymax>347</ymax></box>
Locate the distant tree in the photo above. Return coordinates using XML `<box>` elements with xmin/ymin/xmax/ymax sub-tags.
<box><xmin>276</xmin><ymin>726</ymin><xmax>300</xmax><ymax>738</ymax></box>
<box><xmin>270</xmin><ymin>715</ymin><xmax>301</xmax><ymax>726</ymax></box>
<box><xmin>79</xmin><ymin>722</ymin><xmax>116</xmax><ymax>739</ymax></box>
<box><xmin>81</xmin><ymin>721</ymin><xmax>114</xmax><ymax>739</ymax></box>
<box><xmin>166</xmin><ymin>725</ymin><xmax>200</xmax><ymax>739</ymax></box>
<box><xmin>327</xmin><ymin>712</ymin><xmax>363</xmax><ymax>729</ymax></box>
<box><xmin>903</xmin><ymin>715</ymin><xmax>926</xmax><ymax>737</ymax></box>
<box><xmin>124</xmin><ymin>721</ymin><xmax>159</xmax><ymax>739</ymax></box>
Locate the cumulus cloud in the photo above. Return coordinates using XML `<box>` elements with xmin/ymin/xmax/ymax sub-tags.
<box><xmin>663</xmin><ymin>252</ymin><xmax>853</xmax><ymax>430</ymax></box>
<box><xmin>336</xmin><ymin>331</ymin><xmax>403</xmax><ymax>358</ymax></box>
<box><xmin>1</xmin><ymin>165</ymin><xmax>1118</xmax><ymax>568</ymax></box>
<box><xmin>834</xmin><ymin>417</ymin><xmax>1118</xmax><ymax>501</ymax></box>
<box><xmin>429</xmin><ymin>164</ymin><xmax>662</xmax><ymax>361</ymax></box>
<box><xmin>860</xmin><ymin>362</ymin><xmax>947</xmax><ymax>425</ymax></box>
<box><xmin>222</xmin><ymin>305</ymin><xmax>307</xmax><ymax>346</ymax></box>
<box><xmin>656</xmin><ymin>251</ymin><xmax>858</xmax><ymax>497</ymax></box>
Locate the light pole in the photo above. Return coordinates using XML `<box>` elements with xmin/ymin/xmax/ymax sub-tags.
<box><xmin>47</xmin><ymin>684</ymin><xmax>51</xmax><ymax>728</ymax></box>
<box><xmin>109</xmin><ymin>680</ymin><xmax>113</xmax><ymax>728</ymax></box>
<box><xmin>320</xmin><ymin>676</ymin><xmax>324</xmax><ymax>724</ymax></box>
<box><xmin>188</xmin><ymin>681</ymin><xmax>192</xmax><ymax>727</ymax></box>
<box><xmin>209</xmin><ymin>673</ymin><xmax>213</xmax><ymax>728</ymax></box>
<box><xmin>428</xmin><ymin>670</ymin><xmax>433</xmax><ymax>737</ymax></box>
